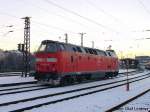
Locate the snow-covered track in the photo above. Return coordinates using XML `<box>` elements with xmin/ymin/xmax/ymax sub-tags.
<box><xmin>119</xmin><ymin>70</ymin><xmax>136</xmax><ymax>74</ymax></box>
<box><xmin>118</xmin><ymin>70</ymin><xmax>142</xmax><ymax>77</ymax></box>
<box><xmin>105</xmin><ymin>89</ymin><xmax>150</xmax><ymax>112</ymax></box>
<box><xmin>0</xmin><ymin>72</ymin><xmax>149</xmax><ymax>112</ymax></box>
<box><xmin>0</xmin><ymin>71</ymin><xmax>141</xmax><ymax>96</ymax></box>
<box><xmin>60</xmin><ymin>70</ymin><xmax>141</xmax><ymax>86</ymax></box>
<box><xmin>0</xmin><ymin>72</ymin><xmax>21</xmax><ymax>77</ymax></box>
<box><xmin>0</xmin><ymin>81</ymin><xmax>37</xmax><ymax>87</ymax></box>
<box><xmin>0</xmin><ymin>84</ymin><xmax>47</xmax><ymax>92</ymax></box>
<box><xmin>0</xmin><ymin>85</ymin><xmax>51</xmax><ymax>96</ymax></box>
<box><xmin>0</xmin><ymin>74</ymin><xmax>20</xmax><ymax>77</ymax></box>
<box><xmin>0</xmin><ymin>70</ymin><xmax>138</xmax><ymax>88</ymax></box>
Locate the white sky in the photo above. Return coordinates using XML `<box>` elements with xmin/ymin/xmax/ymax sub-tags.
<box><xmin>0</xmin><ymin>0</ymin><xmax>150</xmax><ymax>58</ymax></box>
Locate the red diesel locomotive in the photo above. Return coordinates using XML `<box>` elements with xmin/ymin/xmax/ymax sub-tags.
<box><xmin>35</xmin><ymin>40</ymin><xmax>119</xmax><ymax>85</ymax></box>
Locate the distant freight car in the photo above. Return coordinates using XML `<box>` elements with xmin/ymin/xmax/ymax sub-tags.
<box><xmin>34</xmin><ymin>40</ymin><xmax>119</xmax><ymax>85</ymax></box>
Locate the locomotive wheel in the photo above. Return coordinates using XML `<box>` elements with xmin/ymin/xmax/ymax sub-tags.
<box><xmin>114</xmin><ymin>72</ymin><xmax>118</xmax><ymax>77</ymax></box>
<box><xmin>67</xmin><ymin>76</ymin><xmax>75</xmax><ymax>84</ymax></box>
<box><xmin>60</xmin><ymin>76</ymin><xmax>75</xmax><ymax>86</ymax></box>
<box><xmin>77</xmin><ymin>75</ymin><xmax>83</xmax><ymax>83</ymax></box>
<box><xmin>109</xmin><ymin>72</ymin><xmax>114</xmax><ymax>78</ymax></box>
<box><xmin>60</xmin><ymin>77</ymin><xmax>68</xmax><ymax>86</ymax></box>
<box><xmin>105</xmin><ymin>73</ymin><xmax>110</xmax><ymax>79</ymax></box>
<box><xmin>85</xmin><ymin>74</ymin><xmax>91</xmax><ymax>80</ymax></box>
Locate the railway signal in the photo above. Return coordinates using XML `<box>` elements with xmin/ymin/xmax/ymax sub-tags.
<box><xmin>18</xmin><ymin>44</ymin><xmax>24</xmax><ymax>52</ymax></box>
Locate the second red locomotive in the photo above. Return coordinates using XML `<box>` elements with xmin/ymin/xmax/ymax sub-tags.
<box><xmin>35</xmin><ymin>40</ymin><xmax>119</xmax><ymax>85</ymax></box>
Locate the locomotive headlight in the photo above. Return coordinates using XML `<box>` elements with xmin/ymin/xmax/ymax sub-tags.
<box><xmin>36</xmin><ymin>58</ymin><xmax>57</xmax><ymax>62</ymax></box>
<box><xmin>47</xmin><ymin>58</ymin><xmax>57</xmax><ymax>62</ymax></box>
<box><xmin>36</xmin><ymin>58</ymin><xmax>46</xmax><ymax>62</ymax></box>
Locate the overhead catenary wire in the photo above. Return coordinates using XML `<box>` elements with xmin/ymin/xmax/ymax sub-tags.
<box><xmin>19</xmin><ymin>0</ymin><xmax>121</xmax><ymax>33</ymax></box>
<box><xmin>43</xmin><ymin>0</ymin><xmax>117</xmax><ymax>32</ymax></box>
<box><xmin>32</xmin><ymin>20</ymin><xmax>77</xmax><ymax>34</ymax></box>
<box><xmin>19</xmin><ymin>0</ymin><xmax>89</xmax><ymax>29</ymax></box>
<box><xmin>0</xmin><ymin>1</ymin><xmax>118</xmax><ymax>35</ymax></box>
<box><xmin>0</xmin><ymin>11</ymin><xmax>19</xmax><ymax>19</ymax></box>
<box><xmin>85</xmin><ymin>0</ymin><xmax>122</xmax><ymax>24</ymax></box>
<box><xmin>0</xmin><ymin>10</ymin><xmax>78</xmax><ymax>35</ymax></box>
<box><xmin>31</xmin><ymin>24</ymin><xmax>71</xmax><ymax>38</ymax></box>
<box><xmin>137</xmin><ymin>0</ymin><xmax>150</xmax><ymax>15</ymax></box>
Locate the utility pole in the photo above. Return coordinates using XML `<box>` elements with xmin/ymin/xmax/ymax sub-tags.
<box><xmin>79</xmin><ymin>32</ymin><xmax>86</xmax><ymax>47</ymax></box>
<box><xmin>22</xmin><ymin>17</ymin><xmax>31</xmax><ymax>77</ymax></box>
<box><xmin>64</xmin><ymin>33</ymin><xmax>68</xmax><ymax>43</ymax></box>
<box><xmin>126</xmin><ymin>60</ymin><xmax>129</xmax><ymax>91</ymax></box>
<box><xmin>92</xmin><ymin>41</ymin><xmax>94</xmax><ymax>48</ymax></box>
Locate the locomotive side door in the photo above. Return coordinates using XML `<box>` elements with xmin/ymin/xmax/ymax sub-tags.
<box><xmin>70</xmin><ymin>47</ymin><xmax>79</xmax><ymax>73</ymax></box>
<box><xmin>70</xmin><ymin>53</ymin><xmax>78</xmax><ymax>73</ymax></box>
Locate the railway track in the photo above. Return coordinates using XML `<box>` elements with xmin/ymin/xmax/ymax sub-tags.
<box><xmin>0</xmin><ymin>72</ymin><xmax>21</xmax><ymax>77</ymax></box>
<box><xmin>106</xmin><ymin>89</ymin><xmax>150</xmax><ymax>112</ymax></box>
<box><xmin>117</xmin><ymin>70</ymin><xmax>141</xmax><ymax>77</ymax></box>
<box><xmin>0</xmin><ymin>74</ymin><xmax>20</xmax><ymax>77</ymax></box>
<box><xmin>0</xmin><ymin>70</ymin><xmax>136</xmax><ymax>88</ymax></box>
<box><xmin>0</xmin><ymin>70</ymin><xmax>141</xmax><ymax>96</ymax></box>
<box><xmin>0</xmin><ymin>85</ymin><xmax>50</xmax><ymax>96</ymax></box>
<box><xmin>0</xmin><ymin>70</ymin><xmax>136</xmax><ymax>78</ymax></box>
<box><xmin>0</xmin><ymin>81</ymin><xmax>37</xmax><ymax>87</ymax></box>
<box><xmin>0</xmin><ymin>71</ymin><xmax>149</xmax><ymax>112</ymax></box>
<box><xmin>0</xmin><ymin>84</ymin><xmax>45</xmax><ymax>92</ymax></box>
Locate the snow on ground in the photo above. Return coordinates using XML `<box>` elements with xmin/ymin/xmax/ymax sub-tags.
<box><xmin>0</xmin><ymin>69</ymin><xmax>135</xmax><ymax>85</ymax></box>
<box><xmin>0</xmin><ymin>76</ymin><xmax>35</xmax><ymax>85</ymax></box>
<box><xmin>0</xmin><ymin>73</ymin><xmax>149</xmax><ymax>112</ymax></box>
<box><xmin>115</xmin><ymin>92</ymin><xmax>150</xmax><ymax>112</ymax></box>
<box><xmin>0</xmin><ymin>70</ymin><xmax>148</xmax><ymax>112</ymax></box>
<box><xmin>0</xmin><ymin>71</ymin><xmax>147</xmax><ymax>105</ymax></box>
<box><xmin>0</xmin><ymin>72</ymin><xmax>21</xmax><ymax>75</ymax></box>
<box><xmin>28</xmin><ymin>73</ymin><xmax>150</xmax><ymax>112</ymax></box>
<box><xmin>119</xmin><ymin>69</ymin><xmax>136</xmax><ymax>73</ymax></box>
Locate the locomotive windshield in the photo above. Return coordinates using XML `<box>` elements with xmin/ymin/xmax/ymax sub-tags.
<box><xmin>106</xmin><ymin>50</ymin><xmax>117</xmax><ymax>57</ymax></box>
<box><xmin>38</xmin><ymin>44</ymin><xmax>46</xmax><ymax>52</ymax></box>
<box><xmin>38</xmin><ymin>42</ymin><xmax>57</xmax><ymax>53</ymax></box>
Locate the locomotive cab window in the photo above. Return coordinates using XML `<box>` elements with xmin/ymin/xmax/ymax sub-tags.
<box><xmin>92</xmin><ymin>49</ymin><xmax>98</xmax><ymax>55</ymax></box>
<box><xmin>76</xmin><ymin>47</ymin><xmax>82</xmax><ymax>53</ymax></box>
<box><xmin>88</xmin><ymin>49</ymin><xmax>94</xmax><ymax>54</ymax></box>
<box><xmin>106</xmin><ymin>50</ymin><xmax>117</xmax><ymax>57</ymax></box>
<box><xmin>38</xmin><ymin>44</ymin><xmax>46</xmax><ymax>52</ymax></box>
<box><xmin>107</xmin><ymin>52</ymin><xmax>112</xmax><ymax>56</ymax></box>
<box><xmin>97</xmin><ymin>50</ymin><xmax>106</xmax><ymax>56</ymax></box>
<box><xmin>72</xmin><ymin>47</ymin><xmax>77</xmax><ymax>52</ymax></box>
<box><xmin>59</xmin><ymin>44</ymin><xmax>65</xmax><ymax>51</ymax></box>
<box><xmin>46</xmin><ymin>43</ymin><xmax>57</xmax><ymax>52</ymax></box>
<box><xmin>38</xmin><ymin>42</ymin><xmax>57</xmax><ymax>53</ymax></box>
<box><xmin>84</xmin><ymin>48</ymin><xmax>89</xmax><ymax>53</ymax></box>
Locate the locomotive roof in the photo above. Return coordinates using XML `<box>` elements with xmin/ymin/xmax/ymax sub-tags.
<box><xmin>42</xmin><ymin>40</ymin><xmax>59</xmax><ymax>43</ymax></box>
<box><xmin>41</xmin><ymin>40</ymin><xmax>116</xmax><ymax>55</ymax></box>
<box><xmin>42</xmin><ymin>40</ymin><xmax>104</xmax><ymax>50</ymax></box>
